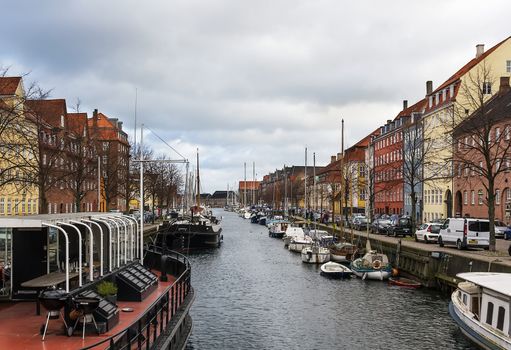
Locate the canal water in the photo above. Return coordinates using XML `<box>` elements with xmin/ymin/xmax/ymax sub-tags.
<box><xmin>185</xmin><ymin>210</ymin><xmax>475</xmax><ymax>350</ymax></box>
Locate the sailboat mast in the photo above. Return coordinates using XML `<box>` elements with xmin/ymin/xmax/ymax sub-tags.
<box><xmin>313</xmin><ymin>152</ymin><xmax>316</xmax><ymax>230</ymax></box>
<box><xmin>252</xmin><ymin>162</ymin><xmax>255</xmax><ymax>206</ymax></box>
<box><xmin>284</xmin><ymin>165</ymin><xmax>287</xmax><ymax>214</ymax></box>
<box><xmin>340</xmin><ymin>119</ymin><xmax>344</xmax><ymax>238</ymax></box>
<box><xmin>304</xmin><ymin>147</ymin><xmax>307</xmax><ymax>218</ymax></box>
<box><xmin>244</xmin><ymin>162</ymin><xmax>247</xmax><ymax>208</ymax></box>
<box><xmin>196</xmin><ymin>148</ymin><xmax>200</xmax><ymax>207</ymax></box>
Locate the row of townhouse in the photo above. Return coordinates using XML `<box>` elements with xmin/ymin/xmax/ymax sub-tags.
<box><xmin>0</xmin><ymin>76</ymin><xmax>130</xmax><ymax>216</ymax></box>
<box><xmin>358</xmin><ymin>37</ymin><xmax>511</xmax><ymax>224</ymax></box>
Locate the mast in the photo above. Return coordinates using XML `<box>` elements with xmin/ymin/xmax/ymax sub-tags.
<box><xmin>340</xmin><ymin>119</ymin><xmax>344</xmax><ymax>240</ymax></box>
<box><xmin>313</xmin><ymin>152</ymin><xmax>317</xmax><ymax>231</ymax></box>
<box><xmin>252</xmin><ymin>161</ymin><xmax>255</xmax><ymax>205</ymax></box>
<box><xmin>196</xmin><ymin>148</ymin><xmax>200</xmax><ymax>207</ymax></box>
<box><xmin>304</xmin><ymin>147</ymin><xmax>307</xmax><ymax>219</ymax></box>
<box><xmin>244</xmin><ymin>162</ymin><xmax>247</xmax><ymax>208</ymax></box>
<box><xmin>284</xmin><ymin>165</ymin><xmax>287</xmax><ymax>215</ymax></box>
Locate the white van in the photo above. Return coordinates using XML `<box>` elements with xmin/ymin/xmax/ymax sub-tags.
<box><xmin>438</xmin><ymin>218</ymin><xmax>490</xmax><ymax>250</ymax></box>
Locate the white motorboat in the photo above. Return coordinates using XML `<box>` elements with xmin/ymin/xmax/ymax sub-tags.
<box><xmin>268</xmin><ymin>220</ymin><xmax>289</xmax><ymax>238</ymax></box>
<box><xmin>244</xmin><ymin>211</ymin><xmax>251</xmax><ymax>219</ymax></box>
<box><xmin>449</xmin><ymin>272</ymin><xmax>511</xmax><ymax>350</ymax></box>
<box><xmin>350</xmin><ymin>250</ymin><xmax>392</xmax><ymax>280</ymax></box>
<box><xmin>283</xmin><ymin>227</ymin><xmax>306</xmax><ymax>248</ymax></box>
<box><xmin>288</xmin><ymin>236</ymin><xmax>313</xmax><ymax>253</ymax></box>
<box><xmin>320</xmin><ymin>262</ymin><xmax>352</xmax><ymax>278</ymax></box>
<box><xmin>301</xmin><ymin>245</ymin><xmax>330</xmax><ymax>264</ymax></box>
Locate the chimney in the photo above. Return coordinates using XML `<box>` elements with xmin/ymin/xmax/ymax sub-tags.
<box><xmin>426</xmin><ymin>81</ymin><xmax>433</xmax><ymax>95</ymax></box>
<box><xmin>476</xmin><ymin>44</ymin><xmax>485</xmax><ymax>58</ymax></box>
<box><xmin>337</xmin><ymin>152</ymin><xmax>342</xmax><ymax>160</ymax></box>
<box><xmin>331</xmin><ymin>155</ymin><xmax>336</xmax><ymax>163</ymax></box>
<box><xmin>117</xmin><ymin>121</ymin><xmax>123</xmax><ymax>130</ymax></box>
<box><xmin>499</xmin><ymin>76</ymin><xmax>510</xmax><ymax>95</ymax></box>
<box><xmin>403</xmin><ymin>100</ymin><xmax>408</xmax><ymax>110</ymax></box>
<box><xmin>92</xmin><ymin>108</ymin><xmax>98</xmax><ymax>126</ymax></box>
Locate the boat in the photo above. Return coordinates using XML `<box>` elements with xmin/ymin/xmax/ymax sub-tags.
<box><xmin>301</xmin><ymin>244</ymin><xmax>330</xmax><ymax>264</ymax></box>
<box><xmin>0</xmin><ymin>213</ymin><xmax>194</xmax><ymax>350</ymax></box>
<box><xmin>329</xmin><ymin>242</ymin><xmax>356</xmax><ymax>262</ymax></box>
<box><xmin>268</xmin><ymin>220</ymin><xmax>290</xmax><ymax>238</ymax></box>
<box><xmin>258</xmin><ymin>216</ymin><xmax>267</xmax><ymax>226</ymax></box>
<box><xmin>320</xmin><ymin>262</ymin><xmax>352</xmax><ymax>279</ymax></box>
<box><xmin>288</xmin><ymin>236</ymin><xmax>313</xmax><ymax>253</ymax></box>
<box><xmin>350</xmin><ymin>250</ymin><xmax>392</xmax><ymax>280</ymax></box>
<box><xmin>283</xmin><ymin>226</ymin><xmax>306</xmax><ymax>248</ymax></box>
<box><xmin>449</xmin><ymin>272</ymin><xmax>511</xmax><ymax>350</ymax></box>
<box><xmin>388</xmin><ymin>277</ymin><xmax>421</xmax><ymax>288</ymax></box>
<box><xmin>244</xmin><ymin>211</ymin><xmax>251</xmax><ymax>219</ymax></box>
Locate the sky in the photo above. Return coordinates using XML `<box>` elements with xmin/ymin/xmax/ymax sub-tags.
<box><xmin>1</xmin><ymin>0</ymin><xmax>510</xmax><ymax>193</ymax></box>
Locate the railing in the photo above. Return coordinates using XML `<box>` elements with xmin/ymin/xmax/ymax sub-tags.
<box><xmin>81</xmin><ymin>247</ymin><xmax>193</xmax><ymax>350</ymax></box>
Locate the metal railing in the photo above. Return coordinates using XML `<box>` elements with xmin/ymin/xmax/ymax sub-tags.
<box><xmin>81</xmin><ymin>247</ymin><xmax>192</xmax><ymax>350</ymax></box>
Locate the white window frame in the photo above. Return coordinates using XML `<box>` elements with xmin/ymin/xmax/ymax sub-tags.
<box><xmin>496</xmin><ymin>189</ymin><xmax>501</xmax><ymax>205</ymax></box>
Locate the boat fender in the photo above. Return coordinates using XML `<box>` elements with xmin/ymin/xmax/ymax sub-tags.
<box><xmin>372</xmin><ymin>260</ymin><xmax>382</xmax><ymax>270</ymax></box>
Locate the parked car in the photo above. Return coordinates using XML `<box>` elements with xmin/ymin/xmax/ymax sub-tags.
<box><xmin>494</xmin><ymin>220</ymin><xmax>511</xmax><ymax>239</ymax></box>
<box><xmin>438</xmin><ymin>218</ymin><xmax>490</xmax><ymax>250</ymax></box>
<box><xmin>371</xmin><ymin>214</ymin><xmax>391</xmax><ymax>234</ymax></box>
<box><xmin>386</xmin><ymin>217</ymin><xmax>413</xmax><ymax>237</ymax></box>
<box><xmin>415</xmin><ymin>222</ymin><xmax>442</xmax><ymax>243</ymax></box>
<box><xmin>353</xmin><ymin>216</ymin><xmax>368</xmax><ymax>231</ymax></box>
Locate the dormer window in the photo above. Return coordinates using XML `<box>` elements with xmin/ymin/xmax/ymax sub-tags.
<box><xmin>60</xmin><ymin>115</ymin><xmax>65</xmax><ymax>127</ymax></box>
<box><xmin>450</xmin><ymin>85</ymin><xmax>454</xmax><ymax>98</ymax></box>
<box><xmin>429</xmin><ymin>96</ymin><xmax>433</xmax><ymax>108</ymax></box>
<box><xmin>442</xmin><ymin>89</ymin><xmax>446</xmax><ymax>101</ymax></box>
<box><xmin>507</xmin><ymin>60</ymin><xmax>511</xmax><ymax>73</ymax></box>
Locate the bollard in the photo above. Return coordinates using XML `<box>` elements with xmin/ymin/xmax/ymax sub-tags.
<box><xmin>160</xmin><ymin>254</ymin><xmax>168</xmax><ymax>282</ymax></box>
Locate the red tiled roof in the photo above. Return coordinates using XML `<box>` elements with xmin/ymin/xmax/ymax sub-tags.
<box><xmin>396</xmin><ymin>99</ymin><xmax>427</xmax><ymax>118</ymax></box>
<box><xmin>0</xmin><ymin>77</ymin><xmax>21</xmax><ymax>95</ymax></box>
<box><xmin>67</xmin><ymin>112</ymin><xmax>88</xmax><ymax>136</ymax></box>
<box><xmin>25</xmin><ymin>99</ymin><xmax>67</xmax><ymax>128</ymax></box>
<box><xmin>432</xmin><ymin>37</ymin><xmax>510</xmax><ymax>95</ymax></box>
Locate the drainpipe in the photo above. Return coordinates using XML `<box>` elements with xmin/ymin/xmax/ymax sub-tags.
<box><xmin>42</xmin><ymin>223</ymin><xmax>69</xmax><ymax>292</ymax></box>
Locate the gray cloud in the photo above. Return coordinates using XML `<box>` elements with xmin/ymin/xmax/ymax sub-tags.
<box><xmin>1</xmin><ymin>0</ymin><xmax>510</xmax><ymax>191</ymax></box>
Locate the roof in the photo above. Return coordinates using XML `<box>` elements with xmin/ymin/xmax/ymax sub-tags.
<box><xmin>25</xmin><ymin>99</ymin><xmax>67</xmax><ymax>127</ymax></box>
<box><xmin>0</xmin><ymin>77</ymin><xmax>21</xmax><ymax>95</ymax></box>
<box><xmin>433</xmin><ymin>37</ymin><xmax>510</xmax><ymax>95</ymax></box>
<box><xmin>67</xmin><ymin>112</ymin><xmax>88</xmax><ymax>136</ymax></box>
<box><xmin>396</xmin><ymin>99</ymin><xmax>427</xmax><ymax>118</ymax></box>
<box><xmin>457</xmin><ymin>272</ymin><xmax>511</xmax><ymax>298</ymax></box>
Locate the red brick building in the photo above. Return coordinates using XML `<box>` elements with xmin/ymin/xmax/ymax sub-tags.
<box><xmin>88</xmin><ymin>109</ymin><xmax>130</xmax><ymax>212</ymax></box>
<box><xmin>453</xmin><ymin>78</ymin><xmax>511</xmax><ymax>224</ymax></box>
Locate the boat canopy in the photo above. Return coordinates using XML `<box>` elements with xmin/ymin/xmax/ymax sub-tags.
<box><xmin>457</xmin><ymin>272</ymin><xmax>511</xmax><ymax>298</ymax></box>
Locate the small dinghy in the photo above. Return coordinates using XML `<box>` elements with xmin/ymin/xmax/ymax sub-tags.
<box><xmin>320</xmin><ymin>262</ymin><xmax>352</xmax><ymax>279</ymax></box>
<box><xmin>388</xmin><ymin>277</ymin><xmax>421</xmax><ymax>289</ymax></box>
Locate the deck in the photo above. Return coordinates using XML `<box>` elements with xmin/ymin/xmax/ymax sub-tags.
<box><xmin>0</xmin><ymin>276</ymin><xmax>176</xmax><ymax>350</ymax></box>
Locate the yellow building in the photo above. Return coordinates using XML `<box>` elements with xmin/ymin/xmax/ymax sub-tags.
<box><xmin>422</xmin><ymin>38</ymin><xmax>511</xmax><ymax>221</ymax></box>
<box><xmin>0</xmin><ymin>77</ymin><xmax>39</xmax><ymax>216</ymax></box>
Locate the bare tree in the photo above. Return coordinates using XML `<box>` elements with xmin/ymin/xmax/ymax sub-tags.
<box><xmin>451</xmin><ymin>67</ymin><xmax>511</xmax><ymax>251</ymax></box>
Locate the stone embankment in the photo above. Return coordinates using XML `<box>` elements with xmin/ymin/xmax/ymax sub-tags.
<box><xmin>302</xmin><ymin>219</ymin><xmax>511</xmax><ymax>291</ymax></box>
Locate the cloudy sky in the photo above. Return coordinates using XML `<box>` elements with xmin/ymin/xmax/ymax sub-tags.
<box><xmin>1</xmin><ymin>1</ymin><xmax>510</xmax><ymax>192</ymax></box>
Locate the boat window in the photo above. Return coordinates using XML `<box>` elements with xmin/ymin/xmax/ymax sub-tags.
<box><xmin>462</xmin><ymin>293</ymin><xmax>467</xmax><ymax>305</ymax></box>
<box><xmin>486</xmin><ymin>302</ymin><xmax>494</xmax><ymax>325</ymax></box>
<box><xmin>472</xmin><ymin>296</ymin><xmax>480</xmax><ymax>319</ymax></box>
<box><xmin>497</xmin><ymin>306</ymin><xmax>505</xmax><ymax>331</ymax></box>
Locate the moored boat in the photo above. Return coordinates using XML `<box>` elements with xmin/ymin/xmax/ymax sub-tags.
<box><xmin>301</xmin><ymin>245</ymin><xmax>330</xmax><ymax>264</ymax></box>
<box><xmin>449</xmin><ymin>272</ymin><xmax>511</xmax><ymax>350</ymax></box>
<box><xmin>388</xmin><ymin>277</ymin><xmax>421</xmax><ymax>288</ymax></box>
<box><xmin>283</xmin><ymin>227</ymin><xmax>306</xmax><ymax>248</ymax></box>
<box><xmin>268</xmin><ymin>220</ymin><xmax>289</xmax><ymax>238</ymax></box>
<box><xmin>329</xmin><ymin>242</ymin><xmax>356</xmax><ymax>263</ymax></box>
<box><xmin>320</xmin><ymin>262</ymin><xmax>352</xmax><ymax>279</ymax></box>
<box><xmin>350</xmin><ymin>250</ymin><xmax>392</xmax><ymax>280</ymax></box>
<box><xmin>288</xmin><ymin>236</ymin><xmax>313</xmax><ymax>253</ymax></box>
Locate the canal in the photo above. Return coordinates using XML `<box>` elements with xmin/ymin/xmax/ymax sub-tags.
<box><xmin>185</xmin><ymin>210</ymin><xmax>475</xmax><ymax>349</ymax></box>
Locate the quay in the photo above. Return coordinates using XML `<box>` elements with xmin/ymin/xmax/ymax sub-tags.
<box><xmin>299</xmin><ymin>219</ymin><xmax>511</xmax><ymax>291</ymax></box>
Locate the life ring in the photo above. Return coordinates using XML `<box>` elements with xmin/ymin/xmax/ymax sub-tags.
<box><xmin>372</xmin><ymin>260</ymin><xmax>382</xmax><ymax>270</ymax></box>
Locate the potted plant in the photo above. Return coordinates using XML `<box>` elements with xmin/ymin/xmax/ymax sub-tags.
<box><xmin>97</xmin><ymin>280</ymin><xmax>118</xmax><ymax>305</ymax></box>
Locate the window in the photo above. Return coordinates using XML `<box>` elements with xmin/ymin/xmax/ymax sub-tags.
<box><xmin>478</xmin><ymin>190</ymin><xmax>484</xmax><ymax>205</ymax></box>
<box><xmin>496</xmin><ymin>189</ymin><xmax>501</xmax><ymax>205</ymax></box>
<box><xmin>471</xmin><ymin>190</ymin><xmax>475</xmax><ymax>205</ymax></box>
<box><xmin>496</xmin><ymin>127</ymin><xmax>501</xmax><ymax>140</ymax></box>
<box><xmin>0</xmin><ymin>198</ymin><xmax>3</xmax><ymax>214</ymax></box>
<box><xmin>483</xmin><ymin>82</ymin><xmax>492</xmax><ymax>95</ymax></box>
<box><xmin>486</xmin><ymin>302</ymin><xmax>494</xmax><ymax>325</ymax></box>
<box><xmin>507</xmin><ymin>60</ymin><xmax>511</xmax><ymax>73</ymax></box>
<box><xmin>497</xmin><ymin>306</ymin><xmax>506</xmax><ymax>331</ymax></box>
<box><xmin>462</xmin><ymin>293</ymin><xmax>467</xmax><ymax>305</ymax></box>
<box><xmin>463</xmin><ymin>191</ymin><xmax>468</xmax><ymax>205</ymax></box>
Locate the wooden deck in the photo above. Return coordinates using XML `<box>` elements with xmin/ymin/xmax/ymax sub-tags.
<box><xmin>0</xmin><ymin>275</ymin><xmax>176</xmax><ymax>350</ymax></box>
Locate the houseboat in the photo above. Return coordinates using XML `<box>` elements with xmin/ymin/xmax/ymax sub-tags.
<box><xmin>449</xmin><ymin>272</ymin><xmax>511</xmax><ymax>350</ymax></box>
<box><xmin>0</xmin><ymin>212</ymin><xmax>194</xmax><ymax>350</ymax></box>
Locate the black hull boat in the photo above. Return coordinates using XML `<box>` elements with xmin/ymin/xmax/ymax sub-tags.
<box><xmin>156</xmin><ymin>219</ymin><xmax>223</xmax><ymax>250</ymax></box>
